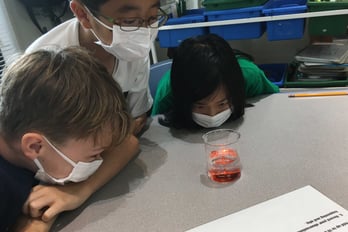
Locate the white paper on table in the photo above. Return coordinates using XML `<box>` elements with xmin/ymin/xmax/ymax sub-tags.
<box><xmin>186</xmin><ymin>186</ymin><xmax>348</xmax><ymax>232</ymax></box>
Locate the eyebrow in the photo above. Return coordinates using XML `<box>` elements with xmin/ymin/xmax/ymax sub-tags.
<box><xmin>92</xmin><ymin>146</ymin><xmax>109</xmax><ymax>152</ymax></box>
<box><xmin>218</xmin><ymin>99</ymin><xmax>229</xmax><ymax>103</ymax></box>
<box><xmin>116</xmin><ymin>2</ymin><xmax>160</xmax><ymax>14</ymax></box>
<box><xmin>195</xmin><ymin>98</ymin><xmax>228</xmax><ymax>106</ymax></box>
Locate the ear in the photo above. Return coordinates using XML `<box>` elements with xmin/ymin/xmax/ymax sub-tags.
<box><xmin>21</xmin><ymin>133</ymin><xmax>44</xmax><ymax>161</ymax></box>
<box><xmin>70</xmin><ymin>0</ymin><xmax>93</xmax><ymax>29</ymax></box>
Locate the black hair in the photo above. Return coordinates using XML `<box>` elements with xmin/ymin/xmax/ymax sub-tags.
<box><xmin>169</xmin><ymin>34</ymin><xmax>246</xmax><ymax>129</ymax></box>
<box><xmin>80</xmin><ymin>0</ymin><xmax>109</xmax><ymax>11</ymax></box>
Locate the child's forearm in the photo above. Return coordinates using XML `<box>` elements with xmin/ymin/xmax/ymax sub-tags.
<box><xmin>79</xmin><ymin>134</ymin><xmax>139</xmax><ymax>195</ymax></box>
<box><xmin>12</xmin><ymin>214</ymin><xmax>56</xmax><ymax>232</ymax></box>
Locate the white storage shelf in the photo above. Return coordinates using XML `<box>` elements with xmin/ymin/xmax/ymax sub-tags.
<box><xmin>151</xmin><ymin>9</ymin><xmax>348</xmax><ymax>63</ymax></box>
<box><xmin>159</xmin><ymin>9</ymin><xmax>348</xmax><ymax>30</ymax></box>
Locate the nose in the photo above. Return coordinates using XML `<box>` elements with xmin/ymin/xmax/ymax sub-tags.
<box><xmin>95</xmin><ymin>153</ymin><xmax>102</xmax><ymax>160</ymax></box>
<box><xmin>141</xmin><ymin>20</ymin><xmax>155</xmax><ymax>28</ymax></box>
<box><xmin>140</xmin><ymin>20</ymin><xmax>148</xmax><ymax>27</ymax></box>
<box><xmin>206</xmin><ymin>107</ymin><xmax>219</xmax><ymax>117</ymax></box>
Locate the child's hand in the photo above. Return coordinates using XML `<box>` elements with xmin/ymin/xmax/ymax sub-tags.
<box><xmin>23</xmin><ymin>182</ymin><xmax>89</xmax><ymax>222</ymax></box>
<box><xmin>132</xmin><ymin>113</ymin><xmax>147</xmax><ymax>135</ymax></box>
<box><xmin>11</xmin><ymin>214</ymin><xmax>56</xmax><ymax>232</ymax></box>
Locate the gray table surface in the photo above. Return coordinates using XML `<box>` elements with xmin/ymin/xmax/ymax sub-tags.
<box><xmin>52</xmin><ymin>89</ymin><xmax>348</xmax><ymax>232</ymax></box>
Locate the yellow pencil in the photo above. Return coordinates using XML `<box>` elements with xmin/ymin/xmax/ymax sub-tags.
<box><xmin>288</xmin><ymin>91</ymin><xmax>348</xmax><ymax>98</ymax></box>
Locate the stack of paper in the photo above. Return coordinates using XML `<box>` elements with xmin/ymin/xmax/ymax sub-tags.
<box><xmin>292</xmin><ymin>43</ymin><xmax>348</xmax><ymax>82</ymax></box>
<box><xmin>187</xmin><ymin>186</ymin><xmax>348</xmax><ymax>232</ymax></box>
<box><xmin>295</xmin><ymin>43</ymin><xmax>348</xmax><ymax>64</ymax></box>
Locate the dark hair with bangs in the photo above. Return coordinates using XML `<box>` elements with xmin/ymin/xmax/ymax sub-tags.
<box><xmin>169</xmin><ymin>34</ymin><xmax>246</xmax><ymax>129</ymax></box>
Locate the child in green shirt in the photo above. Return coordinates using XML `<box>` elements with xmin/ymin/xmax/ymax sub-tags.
<box><xmin>152</xmin><ymin>34</ymin><xmax>279</xmax><ymax>129</ymax></box>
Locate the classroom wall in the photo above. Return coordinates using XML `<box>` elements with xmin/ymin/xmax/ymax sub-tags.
<box><xmin>1</xmin><ymin>0</ymin><xmax>73</xmax><ymax>53</ymax></box>
<box><xmin>1</xmin><ymin>0</ymin><xmax>40</xmax><ymax>52</ymax></box>
<box><xmin>0</xmin><ymin>0</ymin><xmax>39</xmax><ymax>62</ymax></box>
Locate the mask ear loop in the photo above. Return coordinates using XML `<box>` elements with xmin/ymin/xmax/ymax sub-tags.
<box><xmin>84</xmin><ymin>6</ymin><xmax>114</xmax><ymax>46</ymax></box>
<box><xmin>84</xmin><ymin>6</ymin><xmax>113</xmax><ymax>30</ymax></box>
<box><xmin>33</xmin><ymin>158</ymin><xmax>45</xmax><ymax>170</ymax></box>
<box><xmin>43</xmin><ymin>136</ymin><xmax>77</xmax><ymax>167</ymax></box>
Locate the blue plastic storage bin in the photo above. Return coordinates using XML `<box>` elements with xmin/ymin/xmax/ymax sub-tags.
<box><xmin>262</xmin><ymin>0</ymin><xmax>307</xmax><ymax>41</ymax></box>
<box><xmin>158</xmin><ymin>9</ymin><xmax>208</xmax><ymax>47</ymax></box>
<box><xmin>258</xmin><ymin>63</ymin><xmax>288</xmax><ymax>87</ymax></box>
<box><xmin>204</xmin><ymin>6</ymin><xmax>265</xmax><ymax>40</ymax></box>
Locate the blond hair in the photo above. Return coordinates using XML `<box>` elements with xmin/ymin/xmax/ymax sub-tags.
<box><xmin>0</xmin><ymin>46</ymin><xmax>131</xmax><ymax>146</ymax></box>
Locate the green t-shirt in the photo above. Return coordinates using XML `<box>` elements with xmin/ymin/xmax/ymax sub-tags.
<box><xmin>151</xmin><ymin>57</ymin><xmax>279</xmax><ymax>115</ymax></box>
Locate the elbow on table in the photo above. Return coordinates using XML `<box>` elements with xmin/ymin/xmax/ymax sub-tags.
<box><xmin>130</xmin><ymin>134</ymin><xmax>140</xmax><ymax>154</ymax></box>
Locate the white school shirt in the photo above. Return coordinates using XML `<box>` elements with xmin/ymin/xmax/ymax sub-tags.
<box><xmin>26</xmin><ymin>18</ymin><xmax>153</xmax><ymax>118</ymax></box>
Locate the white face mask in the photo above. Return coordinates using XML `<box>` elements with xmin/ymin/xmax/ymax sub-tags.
<box><xmin>34</xmin><ymin>137</ymin><xmax>103</xmax><ymax>185</ymax></box>
<box><xmin>192</xmin><ymin>108</ymin><xmax>233</xmax><ymax>128</ymax></box>
<box><xmin>90</xmin><ymin>14</ymin><xmax>158</xmax><ymax>62</ymax></box>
